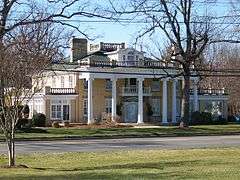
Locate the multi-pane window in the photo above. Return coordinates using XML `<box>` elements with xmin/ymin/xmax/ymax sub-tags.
<box><xmin>152</xmin><ymin>98</ymin><xmax>160</xmax><ymax>116</ymax></box>
<box><xmin>152</xmin><ymin>79</ymin><xmax>160</xmax><ymax>91</ymax></box>
<box><xmin>51</xmin><ymin>105</ymin><xmax>62</xmax><ymax>119</ymax></box>
<box><xmin>61</xmin><ymin>76</ymin><xmax>65</xmax><ymax>88</ymax></box>
<box><xmin>69</xmin><ymin>76</ymin><xmax>73</xmax><ymax>88</ymax></box>
<box><xmin>83</xmin><ymin>99</ymin><xmax>88</xmax><ymax>116</ymax></box>
<box><xmin>51</xmin><ymin>100</ymin><xmax>70</xmax><ymax>120</ymax></box>
<box><xmin>105</xmin><ymin>98</ymin><xmax>112</xmax><ymax>113</ymax></box>
<box><xmin>106</xmin><ymin>79</ymin><xmax>112</xmax><ymax>90</ymax></box>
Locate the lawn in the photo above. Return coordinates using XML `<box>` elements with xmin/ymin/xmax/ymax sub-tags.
<box><xmin>0</xmin><ymin>124</ymin><xmax>240</xmax><ymax>141</ymax></box>
<box><xmin>0</xmin><ymin>148</ymin><xmax>240</xmax><ymax>179</ymax></box>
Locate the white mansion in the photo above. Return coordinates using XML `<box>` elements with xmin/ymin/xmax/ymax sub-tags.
<box><xmin>28</xmin><ymin>38</ymin><xmax>229</xmax><ymax>125</ymax></box>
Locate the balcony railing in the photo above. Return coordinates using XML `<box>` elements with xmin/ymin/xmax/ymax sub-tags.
<box><xmin>120</xmin><ymin>86</ymin><xmax>151</xmax><ymax>96</ymax></box>
<box><xmin>190</xmin><ymin>88</ymin><xmax>228</xmax><ymax>96</ymax></box>
<box><xmin>46</xmin><ymin>88</ymin><xmax>77</xmax><ymax>95</ymax></box>
<box><xmin>79</xmin><ymin>60</ymin><xmax>180</xmax><ymax>69</ymax></box>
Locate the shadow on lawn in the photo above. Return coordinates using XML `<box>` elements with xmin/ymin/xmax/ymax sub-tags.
<box><xmin>3</xmin><ymin>161</ymin><xmax>197</xmax><ymax>180</ymax></box>
<box><xmin>0</xmin><ymin>171</ymin><xmax>185</xmax><ymax>180</ymax></box>
<box><xmin>31</xmin><ymin>160</ymin><xmax>199</xmax><ymax>172</ymax></box>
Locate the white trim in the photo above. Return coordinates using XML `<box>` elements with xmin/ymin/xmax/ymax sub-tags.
<box><xmin>46</xmin><ymin>95</ymin><xmax>78</xmax><ymax>100</ymax></box>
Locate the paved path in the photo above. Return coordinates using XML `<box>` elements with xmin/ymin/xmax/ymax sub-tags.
<box><xmin>1</xmin><ymin>135</ymin><xmax>240</xmax><ymax>154</ymax></box>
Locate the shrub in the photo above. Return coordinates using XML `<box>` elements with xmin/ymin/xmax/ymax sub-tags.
<box><xmin>228</xmin><ymin>115</ymin><xmax>237</xmax><ymax>122</ymax></box>
<box><xmin>32</xmin><ymin>113</ymin><xmax>46</xmax><ymax>127</ymax></box>
<box><xmin>191</xmin><ymin>111</ymin><xmax>212</xmax><ymax>125</ymax></box>
<box><xmin>191</xmin><ymin>111</ymin><xmax>228</xmax><ymax>125</ymax></box>
<box><xmin>52</xmin><ymin>121</ymin><xmax>60</xmax><ymax>128</ymax></box>
<box><xmin>191</xmin><ymin>111</ymin><xmax>201</xmax><ymax>125</ymax></box>
<box><xmin>16</xmin><ymin>118</ymin><xmax>29</xmax><ymax>129</ymax></box>
<box><xmin>212</xmin><ymin>116</ymin><xmax>228</xmax><ymax>125</ymax></box>
<box><xmin>201</xmin><ymin>112</ymin><xmax>213</xmax><ymax>125</ymax></box>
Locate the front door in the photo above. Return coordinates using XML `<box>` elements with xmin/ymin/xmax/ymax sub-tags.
<box><xmin>124</xmin><ymin>102</ymin><xmax>138</xmax><ymax>123</ymax></box>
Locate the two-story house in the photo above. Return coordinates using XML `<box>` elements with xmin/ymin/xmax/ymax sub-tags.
<box><xmin>28</xmin><ymin>38</ymin><xmax>229</xmax><ymax>125</ymax></box>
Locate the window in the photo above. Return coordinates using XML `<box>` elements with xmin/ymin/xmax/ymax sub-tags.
<box><xmin>83</xmin><ymin>99</ymin><xmax>88</xmax><ymax>116</ymax></box>
<box><xmin>83</xmin><ymin>79</ymin><xmax>88</xmax><ymax>90</ymax></box>
<box><xmin>106</xmin><ymin>79</ymin><xmax>112</xmax><ymax>90</ymax></box>
<box><xmin>152</xmin><ymin>79</ymin><xmax>160</xmax><ymax>91</ymax></box>
<box><xmin>127</xmin><ymin>51</ymin><xmax>134</xmax><ymax>61</ymax></box>
<box><xmin>51</xmin><ymin>100</ymin><xmax>70</xmax><ymax>120</ymax></box>
<box><xmin>124</xmin><ymin>78</ymin><xmax>137</xmax><ymax>87</ymax></box>
<box><xmin>130</xmin><ymin>78</ymin><xmax>137</xmax><ymax>86</ymax></box>
<box><xmin>61</xmin><ymin>76</ymin><xmax>65</xmax><ymax>88</ymax></box>
<box><xmin>63</xmin><ymin>105</ymin><xmax>70</xmax><ymax>120</ymax></box>
<box><xmin>105</xmin><ymin>98</ymin><xmax>112</xmax><ymax>113</ymax></box>
<box><xmin>52</xmin><ymin>76</ymin><xmax>56</xmax><ymax>87</ymax></box>
<box><xmin>51</xmin><ymin>105</ymin><xmax>62</xmax><ymax>119</ymax></box>
<box><xmin>69</xmin><ymin>76</ymin><xmax>73</xmax><ymax>88</ymax></box>
<box><xmin>152</xmin><ymin>98</ymin><xmax>160</xmax><ymax>116</ymax></box>
<box><xmin>123</xmin><ymin>55</ymin><xmax>126</xmax><ymax>61</ymax></box>
<box><xmin>136</xmin><ymin>55</ymin><xmax>139</xmax><ymax>61</ymax></box>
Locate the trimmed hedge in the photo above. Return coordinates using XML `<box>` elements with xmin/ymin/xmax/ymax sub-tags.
<box><xmin>32</xmin><ymin>113</ymin><xmax>46</xmax><ymax>127</ymax></box>
<box><xmin>191</xmin><ymin>111</ymin><xmax>227</xmax><ymax>125</ymax></box>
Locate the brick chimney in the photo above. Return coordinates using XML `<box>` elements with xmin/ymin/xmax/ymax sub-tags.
<box><xmin>70</xmin><ymin>37</ymin><xmax>88</xmax><ymax>62</ymax></box>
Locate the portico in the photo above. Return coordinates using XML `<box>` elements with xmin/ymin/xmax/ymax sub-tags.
<box><xmin>83</xmin><ymin>72</ymin><xmax>199</xmax><ymax>125</ymax></box>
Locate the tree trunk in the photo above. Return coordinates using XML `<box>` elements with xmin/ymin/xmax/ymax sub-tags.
<box><xmin>7</xmin><ymin>132</ymin><xmax>15</xmax><ymax>167</ymax></box>
<box><xmin>181</xmin><ymin>74</ymin><xmax>191</xmax><ymax>126</ymax></box>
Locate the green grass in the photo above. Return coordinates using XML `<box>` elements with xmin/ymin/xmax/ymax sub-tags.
<box><xmin>0</xmin><ymin>148</ymin><xmax>240</xmax><ymax>179</ymax></box>
<box><xmin>0</xmin><ymin>124</ymin><xmax>239</xmax><ymax>140</ymax></box>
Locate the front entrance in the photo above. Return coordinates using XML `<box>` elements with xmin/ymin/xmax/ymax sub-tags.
<box><xmin>123</xmin><ymin>102</ymin><xmax>138</xmax><ymax>123</ymax></box>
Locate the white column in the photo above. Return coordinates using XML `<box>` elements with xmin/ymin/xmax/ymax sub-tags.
<box><xmin>172</xmin><ymin>79</ymin><xmax>177</xmax><ymax>124</ymax></box>
<box><xmin>162</xmin><ymin>79</ymin><xmax>168</xmax><ymax>124</ymax></box>
<box><xmin>137</xmin><ymin>78</ymin><xmax>144</xmax><ymax>124</ymax></box>
<box><xmin>87</xmin><ymin>77</ymin><xmax>93</xmax><ymax>124</ymax></box>
<box><xmin>193</xmin><ymin>79</ymin><xmax>199</xmax><ymax>112</ymax></box>
<box><xmin>111</xmin><ymin>78</ymin><xmax>117</xmax><ymax>120</ymax></box>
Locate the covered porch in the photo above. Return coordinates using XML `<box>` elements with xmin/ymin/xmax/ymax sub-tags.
<box><xmin>81</xmin><ymin>71</ymin><xmax>200</xmax><ymax>125</ymax></box>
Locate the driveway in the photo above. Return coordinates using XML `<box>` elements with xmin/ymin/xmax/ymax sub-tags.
<box><xmin>0</xmin><ymin>135</ymin><xmax>240</xmax><ymax>154</ymax></box>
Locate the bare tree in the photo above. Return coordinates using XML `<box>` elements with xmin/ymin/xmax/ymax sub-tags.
<box><xmin>201</xmin><ymin>45</ymin><xmax>240</xmax><ymax>116</ymax></box>
<box><xmin>0</xmin><ymin>0</ymin><xmax>113</xmax><ymax>103</ymax></box>
<box><xmin>109</xmin><ymin>0</ymin><xmax>240</xmax><ymax>126</ymax></box>
<box><xmin>0</xmin><ymin>0</ymin><xmax>112</xmax><ymax>167</ymax></box>
<box><xmin>0</xmin><ymin>22</ymin><xmax>65</xmax><ymax>167</ymax></box>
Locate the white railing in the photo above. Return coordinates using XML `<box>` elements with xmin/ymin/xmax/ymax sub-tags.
<box><xmin>120</xmin><ymin>86</ymin><xmax>151</xmax><ymax>96</ymax></box>
<box><xmin>190</xmin><ymin>88</ymin><xmax>227</xmax><ymax>95</ymax></box>
<box><xmin>47</xmin><ymin>88</ymin><xmax>77</xmax><ymax>95</ymax></box>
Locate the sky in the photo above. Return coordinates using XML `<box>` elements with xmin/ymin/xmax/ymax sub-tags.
<box><xmin>70</xmin><ymin>0</ymin><xmax>236</xmax><ymax>50</ymax></box>
<box><xmin>46</xmin><ymin>0</ymin><xmax>238</xmax><ymax>57</ymax></box>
